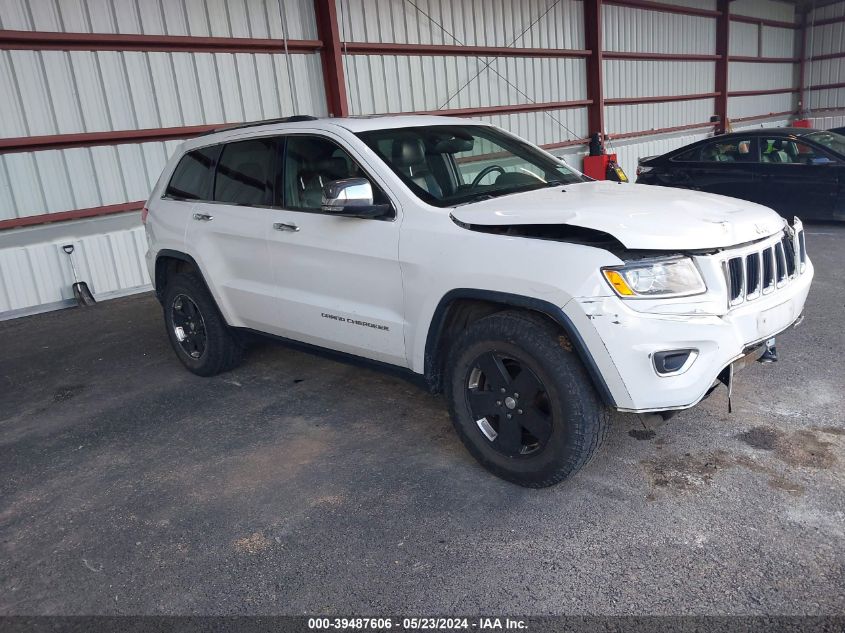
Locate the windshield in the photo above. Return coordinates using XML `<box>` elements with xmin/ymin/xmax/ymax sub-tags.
<box><xmin>356</xmin><ymin>125</ymin><xmax>585</xmax><ymax>207</ymax></box>
<box><xmin>805</xmin><ymin>131</ymin><xmax>845</xmax><ymax>157</ymax></box>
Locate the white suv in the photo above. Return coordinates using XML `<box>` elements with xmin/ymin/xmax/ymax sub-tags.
<box><xmin>143</xmin><ymin>115</ymin><xmax>813</xmax><ymax>487</ymax></box>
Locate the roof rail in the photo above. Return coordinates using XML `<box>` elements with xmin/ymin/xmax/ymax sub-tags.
<box><xmin>199</xmin><ymin>115</ymin><xmax>319</xmax><ymax>137</ymax></box>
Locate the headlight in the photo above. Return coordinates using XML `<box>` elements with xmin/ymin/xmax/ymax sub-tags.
<box><xmin>602</xmin><ymin>257</ymin><xmax>706</xmax><ymax>298</ymax></box>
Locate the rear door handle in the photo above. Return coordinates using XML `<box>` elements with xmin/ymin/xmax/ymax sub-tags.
<box><xmin>273</xmin><ymin>222</ymin><xmax>300</xmax><ymax>232</ymax></box>
<box><xmin>193</xmin><ymin>213</ymin><xmax>213</xmax><ymax>221</ymax></box>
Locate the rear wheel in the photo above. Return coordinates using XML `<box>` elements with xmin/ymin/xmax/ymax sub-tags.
<box><xmin>162</xmin><ymin>273</ymin><xmax>243</xmax><ymax>376</ymax></box>
<box><xmin>446</xmin><ymin>310</ymin><xmax>610</xmax><ymax>487</ymax></box>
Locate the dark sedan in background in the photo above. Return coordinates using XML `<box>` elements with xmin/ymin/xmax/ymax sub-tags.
<box><xmin>636</xmin><ymin>128</ymin><xmax>845</xmax><ymax>221</ymax></box>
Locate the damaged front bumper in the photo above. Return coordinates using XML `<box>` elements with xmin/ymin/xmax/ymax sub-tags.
<box><xmin>563</xmin><ymin>257</ymin><xmax>814</xmax><ymax>413</ymax></box>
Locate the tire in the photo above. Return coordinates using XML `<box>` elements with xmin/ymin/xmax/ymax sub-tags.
<box><xmin>446</xmin><ymin>310</ymin><xmax>610</xmax><ymax>487</ymax></box>
<box><xmin>162</xmin><ymin>273</ymin><xmax>243</xmax><ymax>377</ymax></box>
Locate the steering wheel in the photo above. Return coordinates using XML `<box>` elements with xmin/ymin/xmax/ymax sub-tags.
<box><xmin>470</xmin><ymin>165</ymin><xmax>506</xmax><ymax>188</ymax></box>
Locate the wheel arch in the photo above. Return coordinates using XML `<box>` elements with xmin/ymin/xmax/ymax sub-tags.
<box><xmin>154</xmin><ymin>250</ymin><xmax>207</xmax><ymax>304</ymax></box>
<box><xmin>423</xmin><ymin>289</ymin><xmax>616</xmax><ymax>407</ymax></box>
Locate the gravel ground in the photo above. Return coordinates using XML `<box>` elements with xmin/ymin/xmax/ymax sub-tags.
<box><xmin>1</xmin><ymin>224</ymin><xmax>843</xmax><ymax>616</ymax></box>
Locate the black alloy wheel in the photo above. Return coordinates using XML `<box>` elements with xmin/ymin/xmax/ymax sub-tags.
<box><xmin>170</xmin><ymin>294</ymin><xmax>207</xmax><ymax>360</ymax></box>
<box><xmin>466</xmin><ymin>351</ymin><xmax>553</xmax><ymax>457</ymax></box>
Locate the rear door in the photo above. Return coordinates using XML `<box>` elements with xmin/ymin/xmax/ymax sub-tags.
<box><xmin>661</xmin><ymin>137</ymin><xmax>758</xmax><ymax>199</ymax></box>
<box><xmin>755</xmin><ymin>135</ymin><xmax>839</xmax><ymax>220</ymax></box>
<box><xmin>186</xmin><ymin>136</ymin><xmax>281</xmax><ymax>332</ymax></box>
<box><xmin>263</xmin><ymin>132</ymin><xmax>407</xmax><ymax>366</ymax></box>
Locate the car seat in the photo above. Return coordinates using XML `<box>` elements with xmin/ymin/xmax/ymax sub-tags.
<box><xmin>391</xmin><ymin>137</ymin><xmax>443</xmax><ymax>197</ymax></box>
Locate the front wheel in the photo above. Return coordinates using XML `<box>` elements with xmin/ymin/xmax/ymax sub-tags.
<box><xmin>446</xmin><ymin>311</ymin><xmax>610</xmax><ymax>487</ymax></box>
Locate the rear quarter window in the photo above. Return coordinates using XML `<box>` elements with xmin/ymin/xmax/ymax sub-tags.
<box><xmin>164</xmin><ymin>145</ymin><xmax>221</xmax><ymax>200</ymax></box>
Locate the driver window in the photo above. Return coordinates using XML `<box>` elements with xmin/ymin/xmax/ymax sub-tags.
<box><xmin>283</xmin><ymin>136</ymin><xmax>387</xmax><ymax>212</ymax></box>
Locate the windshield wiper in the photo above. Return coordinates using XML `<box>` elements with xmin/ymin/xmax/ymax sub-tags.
<box><xmin>453</xmin><ymin>193</ymin><xmax>495</xmax><ymax>206</ymax></box>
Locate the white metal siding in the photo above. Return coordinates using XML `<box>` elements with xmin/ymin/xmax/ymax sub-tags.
<box><xmin>603</xmin><ymin>60</ymin><xmax>714</xmax><ymax>99</ymax></box>
<box><xmin>728</xmin><ymin>93</ymin><xmax>796</xmax><ymax>119</ymax></box>
<box><xmin>0</xmin><ymin>49</ymin><xmax>325</xmax><ymax>139</ymax></box>
<box><xmin>729</xmin><ymin>21</ymin><xmax>759</xmax><ymax>56</ymax></box>
<box><xmin>602</xmin><ymin>5</ymin><xmax>715</xmax><ymax>54</ymax></box>
<box><xmin>337</xmin><ymin>0</ymin><xmax>584</xmax><ymax>48</ymax></box>
<box><xmin>0</xmin><ymin>0</ymin><xmax>318</xmax><ymax>39</ymax></box>
<box><xmin>471</xmin><ymin>108</ymin><xmax>589</xmax><ymax>147</ymax></box>
<box><xmin>730</xmin><ymin>0</ymin><xmax>794</xmax><ymax>23</ymax></box>
<box><xmin>728</xmin><ymin>61</ymin><xmax>796</xmax><ymax>91</ymax></box>
<box><xmin>0</xmin><ymin>223</ymin><xmax>150</xmax><ymax>315</ymax></box>
<box><xmin>0</xmin><ymin>140</ymin><xmax>180</xmax><ymax>221</ymax></box>
<box><xmin>344</xmin><ymin>54</ymin><xmax>587</xmax><ymax>115</ymax></box>
<box><xmin>804</xmin><ymin>4</ymin><xmax>845</xmax><ymax>115</ymax></box>
<box><xmin>0</xmin><ymin>0</ymin><xmax>324</xmax><ymax>318</ymax></box>
<box><xmin>606</xmin><ymin>98</ymin><xmax>717</xmax><ymax>136</ymax></box>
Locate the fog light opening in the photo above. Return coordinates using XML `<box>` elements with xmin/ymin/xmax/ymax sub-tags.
<box><xmin>653</xmin><ymin>349</ymin><xmax>699</xmax><ymax>376</ymax></box>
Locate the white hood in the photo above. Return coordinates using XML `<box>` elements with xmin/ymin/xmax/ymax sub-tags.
<box><xmin>450</xmin><ymin>181</ymin><xmax>786</xmax><ymax>250</ymax></box>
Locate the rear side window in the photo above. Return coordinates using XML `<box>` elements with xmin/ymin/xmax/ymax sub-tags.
<box><xmin>165</xmin><ymin>145</ymin><xmax>221</xmax><ymax>200</ymax></box>
<box><xmin>214</xmin><ymin>138</ymin><xmax>278</xmax><ymax>206</ymax></box>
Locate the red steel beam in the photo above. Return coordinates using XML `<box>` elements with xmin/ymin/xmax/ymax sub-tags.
<box><xmin>811</xmin><ymin>15</ymin><xmax>845</xmax><ymax>27</ymax></box>
<box><xmin>340</xmin><ymin>41</ymin><xmax>591</xmax><ymax>58</ymax></box>
<box><xmin>0</xmin><ymin>29</ymin><xmax>322</xmax><ymax>53</ymax></box>
<box><xmin>810</xmin><ymin>52</ymin><xmax>845</xmax><ymax>62</ymax></box>
<box><xmin>608</xmin><ymin>121</ymin><xmax>717</xmax><ymax>141</ymax></box>
<box><xmin>605</xmin><ymin>92</ymin><xmax>720</xmax><ymax>105</ymax></box>
<box><xmin>313</xmin><ymin>0</ymin><xmax>348</xmax><ymax>117</ymax></box>
<box><xmin>0</xmin><ymin>124</ymin><xmax>219</xmax><ymax>155</ymax></box>
<box><xmin>603</xmin><ymin>0</ymin><xmax>720</xmax><ymax>18</ymax></box>
<box><xmin>728</xmin><ymin>87</ymin><xmax>799</xmax><ymax>97</ymax></box>
<box><xmin>0</xmin><ymin>201</ymin><xmax>145</xmax><ymax>231</ymax></box>
<box><xmin>730</xmin><ymin>15</ymin><xmax>799</xmax><ymax>29</ymax></box>
<box><xmin>798</xmin><ymin>12</ymin><xmax>808</xmax><ymax>115</ymax></box>
<box><xmin>603</xmin><ymin>51</ymin><xmax>720</xmax><ymax>61</ymax></box>
<box><xmin>728</xmin><ymin>56</ymin><xmax>800</xmax><ymax>63</ymax></box>
<box><xmin>584</xmin><ymin>0</ymin><xmax>605</xmax><ymax>140</ymax></box>
<box><xmin>808</xmin><ymin>82</ymin><xmax>845</xmax><ymax>92</ymax></box>
<box><xmin>731</xmin><ymin>110</ymin><xmax>797</xmax><ymax>123</ymax></box>
<box><xmin>542</xmin><ymin>138</ymin><xmax>591</xmax><ymax>150</ymax></box>
<box><xmin>1</xmin><ymin>101</ymin><xmax>594</xmax><ymax>155</ymax></box>
<box><xmin>414</xmin><ymin>100</ymin><xmax>593</xmax><ymax>118</ymax></box>
<box><xmin>715</xmin><ymin>0</ymin><xmax>730</xmax><ymax>133</ymax></box>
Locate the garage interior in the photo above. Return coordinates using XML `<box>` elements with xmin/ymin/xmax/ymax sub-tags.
<box><xmin>2</xmin><ymin>0</ymin><xmax>845</xmax><ymax>619</ymax></box>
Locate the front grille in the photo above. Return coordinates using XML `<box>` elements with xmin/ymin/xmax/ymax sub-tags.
<box><xmin>723</xmin><ymin>227</ymin><xmax>806</xmax><ymax>307</ymax></box>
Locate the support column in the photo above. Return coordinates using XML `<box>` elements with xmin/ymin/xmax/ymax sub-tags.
<box><xmin>584</xmin><ymin>0</ymin><xmax>604</xmax><ymax>142</ymax></box>
<box><xmin>797</xmin><ymin>10</ymin><xmax>808</xmax><ymax>116</ymax></box>
<box><xmin>714</xmin><ymin>0</ymin><xmax>730</xmax><ymax>133</ymax></box>
<box><xmin>314</xmin><ymin>0</ymin><xmax>349</xmax><ymax>117</ymax></box>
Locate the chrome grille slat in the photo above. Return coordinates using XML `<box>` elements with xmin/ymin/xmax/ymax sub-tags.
<box><xmin>722</xmin><ymin>228</ymin><xmax>806</xmax><ymax>308</ymax></box>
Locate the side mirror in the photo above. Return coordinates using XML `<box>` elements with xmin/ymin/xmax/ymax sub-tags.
<box><xmin>321</xmin><ymin>178</ymin><xmax>391</xmax><ymax>219</ymax></box>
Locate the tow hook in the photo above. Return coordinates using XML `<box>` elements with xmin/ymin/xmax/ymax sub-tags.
<box><xmin>758</xmin><ymin>338</ymin><xmax>778</xmax><ymax>364</ymax></box>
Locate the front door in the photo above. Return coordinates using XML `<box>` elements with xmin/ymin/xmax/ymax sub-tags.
<box><xmin>264</xmin><ymin>133</ymin><xmax>407</xmax><ymax>367</ymax></box>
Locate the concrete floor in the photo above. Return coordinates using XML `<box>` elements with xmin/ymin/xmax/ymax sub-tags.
<box><xmin>1</xmin><ymin>225</ymin><xmax>844</xmax><ymax>616</ymax></box>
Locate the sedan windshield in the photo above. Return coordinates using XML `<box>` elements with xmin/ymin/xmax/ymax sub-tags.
<box><xmin>356</xmin><ymin>125</ymin><xmax>584</xmax><ymax>207</ymax></box>
<box><xmin>805</xmin><ymin>131</ymin><xmax>845</xmax><ymax>157</ymax></box>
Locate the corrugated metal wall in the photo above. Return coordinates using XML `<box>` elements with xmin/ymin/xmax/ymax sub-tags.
<box><xmin>0</xmin><ymin>222</ymin><xmax>148</xmax><ymax>316</ymax></box>
<box><xmin>1</xmin><ymin>0</ymin><xmax>834</xmax><ymax>319</ymax></box>
<box><xmin>340</xmin><ymin>0</ymin><xmax>590</xmax><ymax>149</ymax></box>
<box><xmin>805</xmin><ymin>2</ymin><xmax>845</xmax><ymax>112</ymax></box>
<box><xmin>0</xmin><ymin>0</ymin><xmax>326</xmax><ymax>317</ymax></box>
<box><xmin>728</xmin><ymin>1</ymin><xmax>799</xmax><ymax>122</ymax></box>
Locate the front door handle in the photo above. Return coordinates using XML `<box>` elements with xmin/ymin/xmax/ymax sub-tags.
<box><xmin>273</xmin><ymin>222</ymin><xmax>300</xmax><ymax>232</ymax></box>
<box><xmin>193</xmin><ymin>213</ymin><xmax>213</xmax><ymax>221</ymax></box>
